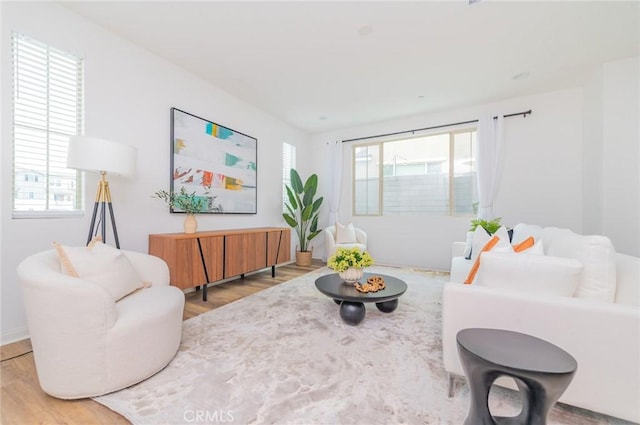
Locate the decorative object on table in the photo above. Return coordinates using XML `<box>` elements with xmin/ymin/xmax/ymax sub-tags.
<box><xmin>152</xmin><ymin>186</ymin><xmax>216</xmax><ymax>233</ymax></box>
<box><xmin>171</xmin><ymin>108</ymin><xmax>256</xmax><ymax>214</ymax></box>
<box><xmin>282</xmin><ymin>168</ymin><xmax>323</xmax><ymax>266</ymax></box>
<box><xmin>327</xmin><ymin>246</ymin><xmax>374</xmax><ymax>284</ymax></box>
<box><xmin>355</xmin><ymin>275</ymin><xmax>386</xmax><ymax>293</ymax></box>
<box><xmin>66</xmin><ymin>135</ymin><xmax>137</xmax><ymax>248</ymax></box>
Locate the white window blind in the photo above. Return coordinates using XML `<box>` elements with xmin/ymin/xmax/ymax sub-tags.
<box><xmin>12</xmin><ymin>32</ymin><xmax>84</xmax><ymax>217</ymax></box>
<box><xmin>282</xmin><ymin>142</ymin><xmax>296</xmax><ymax>212</ymax></box>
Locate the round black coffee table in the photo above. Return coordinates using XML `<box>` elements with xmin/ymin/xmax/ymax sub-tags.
<box><xmin>315</xmin><ymin>273</ymin><xmax>407</xmax><ymax>325</ymax></box>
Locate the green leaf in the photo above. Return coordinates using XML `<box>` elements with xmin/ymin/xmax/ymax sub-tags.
<box><xmin>307</xmin><ymin>230</ymin><xmax>322</xmax><ymax>241</ymax></box>
<box><xmin>285</xmin><ymin>185</ymin><xmax>297</xmax><ymax>209</ymax></box>
<box><xmin>301</xmin><ymin>204</ymin><xmax>313</xmax><ymax>221</ymax></box>
<box><xmin>310</xmin><ymin>214</ymin><xmax>319</xmax><ymax>233</ymax></box>
<box><xmin>290</xmin><ymin>169</ymin><xmax>303</xmax><ymax>194</ymax></box>
<box><xmin>311</xmin><ymin>197</ymin><xmax>323</xmax><ymax>213</ymax></box>
<box><xmin>282</xmin><ymin>213</ymin><xmax>298</xmax><ymax>228</ymax></box>
<box><xmin>302</xmin><ymin>174</ymin><xmax>318</xmax><ymax>201</ymax></box>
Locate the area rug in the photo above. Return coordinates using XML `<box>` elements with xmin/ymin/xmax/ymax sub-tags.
<box><xmin>94</xmin><ymin>266</ymin><xmax>631</xmax><ymax>425</ymax></box>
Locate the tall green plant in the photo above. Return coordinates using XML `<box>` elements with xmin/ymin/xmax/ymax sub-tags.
<box><xmin>282</xmin><ymin>169</ymin><xmax>323</xmax><ymax>252</ymax></box>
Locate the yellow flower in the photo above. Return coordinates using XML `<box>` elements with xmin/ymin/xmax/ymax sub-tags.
<box><xmin>327</xmin><ymin>247</ymin><xmax>374</xmax><ymax>272</ymax></box>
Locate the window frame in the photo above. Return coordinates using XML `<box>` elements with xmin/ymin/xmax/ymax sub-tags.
<box><xmin>282</xmin><ymin>142</ymin><xmax>296</xmax><ymax>213</ymax></box>
<box><xmin>11</xmin><ymin>32</ymin><xmax>85</xmax><ymax>219</ymax></box>
<box><xmin>351</xmin><ymin>127</ymin><xmax>477</xmax><ymax>217</ymax></box>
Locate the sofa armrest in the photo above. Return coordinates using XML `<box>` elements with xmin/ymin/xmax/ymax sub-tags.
<box><xmin>442</xmin><ymin>282</ymin><xmax>640</xmax><ymax>422</ymax></box>
<box><xmin>355</xmin><ymin>228</ymin><xmax>367</xmax><ymax>246</ymax></box>
<box><xmin>452</xmin><ymin>242</ymin><xmax>466</xmax><ymax>259</ymax></box>
<box><xmin>124</xmin><ymin>250</ymin><xmax>170</xmax><ymax>287</ymax></box>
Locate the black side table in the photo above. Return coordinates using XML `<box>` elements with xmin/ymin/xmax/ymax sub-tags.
<box><xmin>456</xmin><ymin>328</ymin><xmax>577</xmax><ymax>425</ymax></box>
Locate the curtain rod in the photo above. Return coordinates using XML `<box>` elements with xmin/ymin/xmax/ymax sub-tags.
<box><xmin>341</xmin><ymin>109</ymin><xmax>532</xmax><ymax>144</ymax></box>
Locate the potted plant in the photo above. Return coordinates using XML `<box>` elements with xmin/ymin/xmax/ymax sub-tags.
<box><xmin>153</xmin><ymin>186</ymin><xmax>215</xmax><ymax>233</ymax></box>
<box><xmin>469</xmin><ymin>217</ymin><xmax>502</xmax><ymax>234</ymax></box>
<box><xmin>282</xmin><ymin>169</ymin><xmax>323</xmax><ymax>266</ymax></box>
<box><xmin>327</xmin><ymin>247</ymin><xmax>374</xmax><ymax>284</ymax></box>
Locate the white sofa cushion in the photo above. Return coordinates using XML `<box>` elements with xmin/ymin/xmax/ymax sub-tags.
<box><xmin>476</xmin><ymin>251</ymin><xmax>583</xmax><ymax>297</ymax></box>
<box><xmin>335</xmin><ymin>222</ymin><xmax>357</xmax><ymax>243</ymax></box>
<box><xmin>53</xmin><ymin>240</ymin><xmax>145</xmax><ymax>301</ymax></box>
<box><xmin>543</xmin><ymin>227</ymin><xmax>617</xmax><ymax>302</ymax></box>
<box><xmin>511</xmin><ymin>223</ymin><xmax>543</xmax><ymax>246</ymax></box>
<box><xmin>470</xmin><ymin>226</ymin><xmax>511</xmax><ymax>262</ymax></box>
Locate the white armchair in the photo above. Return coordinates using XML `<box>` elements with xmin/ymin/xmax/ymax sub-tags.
<box><xmin>324</xmin><ymin>224</ymin><xmax>367</xmax><ymax>259</ymax></box>
<box><xmin>17</xmin><ymin>249</ymin><xmax>185</xmax><ymax>399</ymax></box>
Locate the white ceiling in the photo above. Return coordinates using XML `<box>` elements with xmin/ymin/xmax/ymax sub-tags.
<box><xmin>60</xmin><ymin>1</ymin><xmax>639</xmax><ymax>133</ymax></box>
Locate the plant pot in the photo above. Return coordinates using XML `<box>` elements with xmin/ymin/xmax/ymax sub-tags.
<box><xmin>339</xmin><ymin>267</ymin><xmax>364</xmax><ymax>284</ymax></box>
<box><xmin>296</xmin><ymin>250</ymin><xmax>312</xmax><ymax>266</ymax></box>
<box><xmin>184</xmin><ymin>214</ymin><xmax>197</xmax><ymax>234</ymax></box>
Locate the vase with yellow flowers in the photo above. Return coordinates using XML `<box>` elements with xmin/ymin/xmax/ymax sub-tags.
<box><xmin>327</xmin><ymin>247</ymin><xmax>374</xmax><ymax>284</ymax></box>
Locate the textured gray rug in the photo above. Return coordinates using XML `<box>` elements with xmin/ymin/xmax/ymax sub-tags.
<box><xmin>94</xmin><ymin>266</ymin><xmax>630</xmax><ymax>425</ymax></box>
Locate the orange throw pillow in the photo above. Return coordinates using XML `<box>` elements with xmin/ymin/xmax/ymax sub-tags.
<box><xmin>513</xmin><ymin>236</ymin><xmax>535</xmax><ymax>253</ymax></box>
<box><xmin>464</xmin><ymin>235</ymin><xmax>500</xmax><ymax>284</ymax></box>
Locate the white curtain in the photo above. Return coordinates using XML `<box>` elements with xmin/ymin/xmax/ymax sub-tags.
<box><xmin>476</xmin><ymin>114</ymin><xmax>505</xmax><ymax>220</ymax></box>
<box><xmin>328</xmin><ymin>140</ymin><xmax>343</xmax><ymax>225</ymax></box>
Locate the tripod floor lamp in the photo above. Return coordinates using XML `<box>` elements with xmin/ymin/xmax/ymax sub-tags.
<box><xmin>67</xmin><ymin>136</ymin><xmax>137</xmax><ymax>249</ymax></box>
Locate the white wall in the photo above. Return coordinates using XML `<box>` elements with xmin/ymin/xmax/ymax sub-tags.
<box><xmin>0</xmin><ymin>2</ymin><xmax>310</xmax><ymax>344</ymax></box>
<box><xmin>602</xmin><ymin>57</ymin><xmax>639</xmax><ymax>256</ymax></box>
<box><xmin>312</xmin><ymin>88</ymin><xmax>585</xmax><ymax>271</ymax></box>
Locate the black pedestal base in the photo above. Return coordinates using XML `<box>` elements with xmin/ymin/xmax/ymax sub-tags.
<box><xmin>339</xmin><ymin>301</ymin><xmax>365</xmax><ymax>326</ymax></box>
<box><xmin>376</xmin><ymin>299</ymin><xmax>398</xmax><ymax>313</ymax></box>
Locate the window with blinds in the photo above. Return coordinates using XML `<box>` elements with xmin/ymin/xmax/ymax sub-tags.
<box><xmin>353</xmin><ymin>129</ymin><xmax>478</xmax><ymax>216</ymax></box>
<box><xmin>12</xmin><ymin>32</ymin><xmax>84</xmax><ymax>217</ymax></box>
<box><xmin>282</xmin><ymin>142</ymin><xmax>296</xmax><ymax>212</ymax></box>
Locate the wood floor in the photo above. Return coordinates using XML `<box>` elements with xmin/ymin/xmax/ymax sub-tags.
<box><xmin>0</xmin><ymin>260</ymin><xmax>325</xmax><ymax>425</ymax></box>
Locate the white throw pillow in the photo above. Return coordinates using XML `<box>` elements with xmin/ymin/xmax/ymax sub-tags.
<box><xmin>511</xmin><ymin>223</ymin><xmax>544</xmax><ymax>246</ymax></box>
<box><xmin>470</xmin><ymin>226</ymin><xmax>512</xmax><ymax>261</ymax></box>
<box><xmin>335</xmin><ymin>222</ymin><xmax>358</xmax><ymax>244</ymax></box>
<box><xmin>476</xmin><ymin>251</ymin><xmax>583</xmax><ymax>297</ymax></box>
<box><xmin>543</xmin><ymin>228</ymin><xmax>617</xmax><ymax>302</ymax></box>
<box><xmin>53</xmin><ymin>239</ymin><xmax>145</xmax><ymax>300</ymax></box>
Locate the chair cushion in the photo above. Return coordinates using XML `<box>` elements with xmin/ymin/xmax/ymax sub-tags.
<box><xmin>335</xmin><ymin>222</ymin><xmax>358</xmax><ymax>243</ymax></box>
<box><xmin>53</xmin><ymin>238</ymin><xmax>146</xmax><ymax>301</ymax></box>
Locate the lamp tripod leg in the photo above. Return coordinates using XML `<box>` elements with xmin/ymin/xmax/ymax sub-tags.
<box><xmin>86</xmin><ymin>201</ymin><xmax>100</xmax><ymax>246</ymax></box>
<box><xmin>107</xmin><ymin>202</ymin><xmax>120</xmax><ymax>249</ymax></box>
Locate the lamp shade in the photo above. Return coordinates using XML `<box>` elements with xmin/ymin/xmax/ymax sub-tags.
<box><xmin>67</xmin><ymin>136</ymin><xmax>137</xmax><ymax>176</ymax></box>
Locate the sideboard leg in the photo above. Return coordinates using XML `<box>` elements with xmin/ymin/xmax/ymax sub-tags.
<box><xmin>272</xmin><ymin>265</ymin><xmax>276</xmax><ymax>278</ymax></box>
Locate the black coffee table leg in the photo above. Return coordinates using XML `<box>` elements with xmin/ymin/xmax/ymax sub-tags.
<box><xmin>376</xmin><ymin>298</ymin><xmax>398</xmax><ymax>313</ymax></box>
<box><xmin>340</xmin><ymin>301</ymin><xmax>365</xmax><ymax>325</ymax></box>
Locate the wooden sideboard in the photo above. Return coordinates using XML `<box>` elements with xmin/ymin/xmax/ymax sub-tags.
<box><xmin>149</xmin><ymin>227</ymin><xmax>291</xmax><ymax>301</ymax></box>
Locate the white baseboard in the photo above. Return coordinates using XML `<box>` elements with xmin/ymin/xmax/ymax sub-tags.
<box><xmin>1</xmin><ymin>327</ymin><xmax>29</xmax><ymax>346</ymax></box>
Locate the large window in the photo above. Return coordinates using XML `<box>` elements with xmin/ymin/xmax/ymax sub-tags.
<box><xmin>353</xmin><ymin>129</ymin><xmax>477</xmax><ymax>216</ymax></box>
<box><xmin>282</xmin><ymin>142</ymin><xmax>296</xmax><ymax>212</ymax></box>
<box><xmin>12</xmin><ymin>32</ymin><xmax>84</xmax><ymax>217</ymax></box>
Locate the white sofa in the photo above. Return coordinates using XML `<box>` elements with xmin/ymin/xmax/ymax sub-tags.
<box><xmin>18</xmin><ymin>249</ymin><xmax>185</xmax><ymax>399</ymax></box>
<box><xmin>443</xmin><ymin>225</ymin><xmax>640</xmax><ymax>423</ymax></box>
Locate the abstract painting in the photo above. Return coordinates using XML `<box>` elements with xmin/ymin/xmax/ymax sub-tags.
<box><xmin>170</xmin><ymin>108</ymin><xmax>257</xmax><ymax>214</ymax></box>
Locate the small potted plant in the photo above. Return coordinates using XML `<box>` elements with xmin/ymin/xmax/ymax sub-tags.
<box><xmin>327</xmin><ymin>247</ymin><xmax>374</xmax><ymax>284</ymax></box>
<box><xmin>153</xmin><ymin>186</ymin><xmax>214</xmax><ymax>233</ymax></box>
<box><xmin>469</xmin><ymin>217</ymin><xmax>502</xmax><ymax>234</ymax></box>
